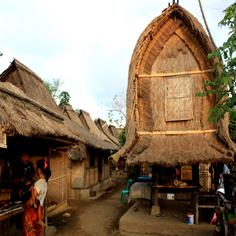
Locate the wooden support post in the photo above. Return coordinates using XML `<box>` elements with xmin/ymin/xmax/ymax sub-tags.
<box><xmin>195</xmin><ymin>192</ymin><xmax>199</xmax><ymax>224</ymax></box>
<box><xmin>151</xmin><ymin>188</ymin><xmax>160</xmax><ymax>216</ymax></box>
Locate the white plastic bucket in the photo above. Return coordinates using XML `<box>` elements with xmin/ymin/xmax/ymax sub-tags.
<box><xmin>186</xmin><ymin>214</ymin><xmax>194</xmax><ymax>224</ymax></box>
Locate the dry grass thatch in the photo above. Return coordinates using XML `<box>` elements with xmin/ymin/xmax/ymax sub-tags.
<box><xmin>62</xmin><ymin>105</ymin><xmax>118</xmax><ymax>151</ymax></box>
<box><xmin>0</xmin><ymin>59</ymin><xmax>59</xmax><ymax>114</ymax></box>
<box><xmin>0</xmin><ymin>82</ymin><xmax>77</xmax><ymax>141</ymax></box>
<box><xmin>95</xmin><ymin>118</ymin><xmax>119</xmax><ymax>147</ymax></box>
<box><xmin>127</xmin><ymin>133</ymin><xmax>233</xmax><ymax>166</ymax></box>
<box><xmin>119</xmin><ymin>3</ymin><xmax>236</xmax><ymax>165</ymax></box>
<box><xmin>0</xmin><ymin>59</ymin><xmax>117</xmax><ymax>151</ymax></box>
<box><xmin>79</xmin><ymin>110</ymin><xmax>112</xmax><ymax>142</ymax></box>
<box><xmin>108</xmin><ymin>125</ymin><xmax>120</xmax><ymax>139</ymax></box>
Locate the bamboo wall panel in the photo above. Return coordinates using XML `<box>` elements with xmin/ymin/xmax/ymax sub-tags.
<box><xmin>104</xmin><ymin>165</ymin><xmax>108</xmax><ymax>179</ymax></box>
<box><xmin>71</xmin><ymin>161</ymin><xmax>84</xmax><ymax>188</ymax></box>
<box><xmin>94</xmin><ymin>167</ymin><xmax>98</xmax><ymax>184</ymax></box>
<box><xmin>85</xmin><ymin>170</ymin><xmax>90</xmax><ymax>188</ymax></box>
<box><xmin>89</xmin><ymin>168</ymin><xmax>95</xmax><ymax>186</ymax></box>
<box><xmin>47</xmin><ymin>151</ymin><xmax>67</xmax><ymax>205</ymax></box>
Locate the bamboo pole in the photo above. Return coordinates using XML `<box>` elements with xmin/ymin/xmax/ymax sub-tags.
<box><xmin>138</xmin><ymin>69</ymin><xmax>213</xmax><ymax>79</ymax></box>
<box><xmin>138</xmin><ymin>129</ymin><xmax>217</xmax><ymax>135</ymax></box>
<box><xmin>198</xmin><ymin>0</ymin><xmax>217</xmax><ymax>49</ymax></box>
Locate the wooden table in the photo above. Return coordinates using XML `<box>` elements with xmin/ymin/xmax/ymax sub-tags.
<box><xmin>0</xmin><ymin>205</ymin><xmax>24</xmax><ymax>235</ymax></box>
<box><xmin>0</xmin><ymin>206</ymin><xmax>24</xmax><ymax>221</ymax></box>
<box><xmin>151</xmin><ymin>185</ymin><xmax>198</xmax><ymax>223</ymax></box>
<box><xmin>152</xmin><ymin>185</ymin><xmax>198</xmax><ymax>199</ymax></box>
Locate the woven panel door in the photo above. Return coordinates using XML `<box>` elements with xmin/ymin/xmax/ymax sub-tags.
<box><xmin>165</xmin><ymin>76</ymin><xmax>193</xmax><ymax>121</ymax></box>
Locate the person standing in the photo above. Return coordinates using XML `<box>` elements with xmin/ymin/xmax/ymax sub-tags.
<box><xmin>22</xmin><ymin>159</ymin><xmax>51</xmax><ymax>236</ymax></box>
<box><xmin>11</xmin><ymin>153</ymin><xmax>35</xmax><ymax>201</ymax></box>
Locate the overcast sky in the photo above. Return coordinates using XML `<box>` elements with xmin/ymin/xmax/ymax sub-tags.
<box><xmin>0</xmin><ymin>0</ymin><xmax>234</xmax><ymax>122</ymax></box>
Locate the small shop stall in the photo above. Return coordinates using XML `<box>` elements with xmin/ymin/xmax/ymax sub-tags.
<box><xmin>0</xmin><ymin>146</ymin><xmax>23</xmax><ymax>235</ymax></box>
<box><xmin>126</xmin><ymin>162</ymin><xmax>231</xmax><ymax>224</ymax></box>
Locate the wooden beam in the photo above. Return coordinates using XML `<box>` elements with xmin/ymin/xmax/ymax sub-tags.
<box><xmin>138</xmin><ymin>129</ymin><xmax>217</xmax><ymax>135</ymax></box>
<box><xmin>138</xmin><ymin>69</ymin><xmax>214</xmax><ymax>78</ymax></box>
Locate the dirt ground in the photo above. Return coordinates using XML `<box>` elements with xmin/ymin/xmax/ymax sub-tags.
<box><xmin>49</xmin><ymin>172</ymin><xmax>128</xmax><ymax>236</ymax></box>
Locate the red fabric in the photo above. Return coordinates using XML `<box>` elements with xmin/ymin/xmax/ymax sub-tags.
<box><xmin>22</xmin><ymin>207</ymin><xmax>42</xmax><ymax>236</ymax></box>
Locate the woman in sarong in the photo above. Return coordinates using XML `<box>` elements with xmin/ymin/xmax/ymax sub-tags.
<box><xmin>22</xmin><ymin>159</ymin><xmax>51</xmax><ymax>236</ymax></box>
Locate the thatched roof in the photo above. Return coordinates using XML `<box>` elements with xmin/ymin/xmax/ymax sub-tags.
<box><xmin>61</xmin><ymin>105</ymin><xmax>118</xmax><ymax>151</ymax></box>
<box><xmin>108</xmin><ymin>125</ymin><xmax>120</xmax><ymax>139</ymax></box>
<box><xmin>79</xmin><ymin>110</ymin><xmax>111</xmax><ymax>142</ymax></box>
<box><xmin>119</xmin><ymin>3</ymin><xmax>235</xmax><ymax>166</ymax></box>
<box><xmin>127</xmin><ymin>133</ymin><xmax>233</xmax><ymax>166</ymax></box>
<box><xmin>0</xmin><ymin>59</ymin><xmax>59</xmax><ymax>114</ymax></box>
<box><xmin>0</xmin><ymin>82</ymin><xmax>77</xmax><ymax>141</ymax></box>
<box><xmin>95</xmin><ymin>118</ymin><xmax>119</xmax><ymax>147</ymax></box>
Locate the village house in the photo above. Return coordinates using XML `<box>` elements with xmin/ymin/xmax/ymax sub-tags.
<box><xmin>0</xmin><ymin>59</ymin><xmax>119</xmax><ymax>234</ymax></box>
<box><xmin>0</xmin><ymin>80</ymin><xmax>78</xmax><ymax>234</ymax></box>
<box><xmin>0</xmin><ymin>59</ymin><xmax>118</xmax><ymax>208</ymax></box>
<box><xmin>61</xmin><ymin>105</ymin><xmax>118</xmax><ymax>200</ymax></box>
<box><xmin>119</xmin><ymin>2</ymin><xmax>236</xmax><ymax>234</ymax></box>
<box><xmin>0</xmin><ymin>59</ymin><xmax>82</xmax><ymax>218</ymax></box>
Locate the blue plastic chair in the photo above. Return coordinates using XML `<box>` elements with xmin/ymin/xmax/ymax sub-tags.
<box><xmin>121</xmin><ymin>179</ymin><xmax>133</xmax><ymax>206</ymax></box>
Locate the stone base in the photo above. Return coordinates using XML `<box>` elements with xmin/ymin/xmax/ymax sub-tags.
<box><xmin>119</xmin><ymin>201</ymin><xmax>214</xmax><ymax>236</ymax></box>
<box><xmin>150</xmin><ymin>205</ymin><xmax>161</xmax><ymax>216</ymax></box>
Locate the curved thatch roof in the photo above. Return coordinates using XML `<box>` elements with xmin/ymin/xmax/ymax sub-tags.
<box><xmin>120</xmin><ymin>3</ymin><xmax>235</xmax><ymax>165</ymax></box>
<box><xmin>0</xmin><ymin>82</ymin><xmax>77</xmax><ymax>141</ymax></box>
<box><xmin>127</xmin><ymin>133</ymin><xmax>233</xmax><ymax>166</ymax></box>
<box><xmin>95</xmin><ymin>118</ymin><xmax>119</xmax><ymax>147</ymax></box>
<box><xmin>0</xmin><ymin>59</ymin><xmax>59</xmax><ymax>114</ymax></box>
<box><xmin>62</xmin><ymin>105</ymin><xmax>118</xmax><ymax>151</ymax></box>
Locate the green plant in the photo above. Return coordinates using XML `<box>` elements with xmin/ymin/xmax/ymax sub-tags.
<box><xmin>118</xmin><ymin>129</ymin><xmax>126</xmax><ymax>147</ymax></box>
<box><xmin>197</xmin><ymin>3</ymin><xmax>236</xmax><ymax>123</ymax></box>
<box><xmin>59</xmin><ymin>91</ymin><xmax>71</xmax><ymax>107</ymax></box>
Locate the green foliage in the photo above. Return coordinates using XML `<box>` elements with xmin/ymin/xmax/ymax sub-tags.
<box><xmin>44</xmin><ymin>78</ymin><xmax>63</xmax><ymax>101</ymax></box>
<box><xmin>59</xmin><ymin>91</ymin><xmax>71</xmax><ymax>107</ymax></box>
<box><xmin>198</xmin><ymin>3</ymin><xmax>236</xmax><ymax>123</ymax></box>
<box><xmin>229</xmin><ymin>110</ymin><xmax>236</xmax><ymax>142</ymax></box>
<box><xmin>118</xmin><ymin>129</ymin><xmax>126</xmax><ymax>147</ymax></box>
<box><xmin>44</xmin><ymin>78</ymin><xmax>71</xmax><ymax>106</ymax></box>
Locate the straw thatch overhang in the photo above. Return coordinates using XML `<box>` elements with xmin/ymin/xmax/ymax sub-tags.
<box><xmin>127</xmin><ymin>133</ymin><xmax>233</xmax><ymax>166</ymax></box>
<box><xmin>119</xmin><ymin>3</ymin><xmax>236</xmax><ymax>166</ymax></box>
<box><xmin>95</xmin><ymin>118</ymin><xmax>119</xmax><ymax>147</ymax></box>
<box><xmin>0</xmin><ymin>82</ymin><xmax>77</xmax><ymax>142</ymax></box>
<box><xmin>61</xmin><ymin>105</ymin><xmax>118</xmax><ymax>151</ymax></box>
<box><xmin>0</xmin><ymin>59</ymin><xmax>59</xmax><ymax>113</ymax></box>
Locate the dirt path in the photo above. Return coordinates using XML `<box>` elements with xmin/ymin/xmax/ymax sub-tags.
<box><xmin>51</xmin><ymin>173</ymin><xmax>127</xmax><ymax>236</ymax></box>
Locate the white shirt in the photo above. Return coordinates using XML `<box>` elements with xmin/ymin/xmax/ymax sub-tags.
<box><xmin>34</xmin><ymin>178</ymin><xmax>48</xmax><ymax>206</ymax></box>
